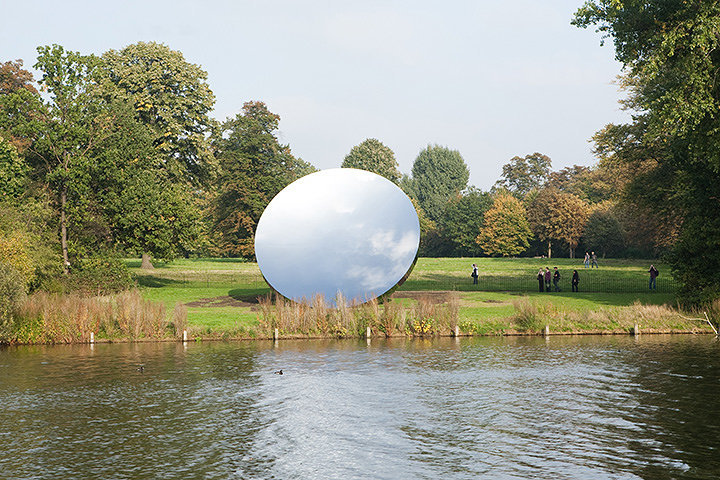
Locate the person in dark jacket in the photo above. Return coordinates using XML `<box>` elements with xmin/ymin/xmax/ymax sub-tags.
<box><xmin>553</xmin><ymin>267</ymin><xmax>561</xmax><ymax>292</ymax></box>
<box><xmin>544</xmin><ymin>267</ymin><xmax>552</xmax><ymax>292</ymax></box>
<box><xmin>537</xmin><ymin>269</ymin><xmax>545</xmax><ymax>292</ymax></box>
<box><xmin>471</xmin><ymin>263</ymin><xmax>479</xmax><ymax>285</ymax></box>
<box><xmin>572</xmin><ymin>270</ymin><xmax>579</xmax><ymax>292</ymax></box>
<box><xmin>649</xmin><ymin>265</ymin><xmax>659</xmax><ymax>290</ymax></box>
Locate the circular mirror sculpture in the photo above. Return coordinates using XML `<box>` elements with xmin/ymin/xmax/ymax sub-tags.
<box><xmin>255</xmin><ymin>168</ymin><xmax>420</xmax><ymax>306</ymax></box>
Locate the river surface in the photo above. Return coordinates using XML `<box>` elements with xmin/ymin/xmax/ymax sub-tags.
<box><xmin>1</xmin><ymin>335</ymin><xmax>719</xmax><ymax>479</ymax></box>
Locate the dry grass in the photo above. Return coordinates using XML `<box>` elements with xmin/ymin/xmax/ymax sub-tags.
<box><xmin>507</xmin><ymin>298</ymin><xmax>711</xmax><ymax>334</ymax></box>
<box><xmin>6</xmin><ymin>290</ymin><xmax>182</xmax><ymax>344</ymax></box>
<box><xmin>258</xmin><ymin>292</ymin><xmax>460</xmax><ymax>338</ymax></box>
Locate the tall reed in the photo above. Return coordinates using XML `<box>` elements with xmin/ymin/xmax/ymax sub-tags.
<box><xmin>7</xmin><ymin>290</ymin><xmax>172</xmax><ymax>344</ymax></box>
<box><xmin>257</xmin><ymin>292</ymin><xmax>460</xmax><ymax>338</ymax></box>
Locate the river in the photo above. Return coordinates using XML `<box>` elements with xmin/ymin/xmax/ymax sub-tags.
<box><xmin>1</xmin><ymin>335</ymin><xmax>719</xmax><ymax>479</ymax></box>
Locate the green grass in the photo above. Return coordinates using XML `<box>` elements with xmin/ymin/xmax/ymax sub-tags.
<box><xmin>126</xmin><ymin>257</ymin><xmax>696</xmax><ymax>336</ymax></box>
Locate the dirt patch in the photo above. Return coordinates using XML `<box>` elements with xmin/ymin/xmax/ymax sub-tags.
<box><xmin>391</xmin><ymin>291</ymin><xmax>458</xmax><ymax>304</ymax></box>
<box><xmin>483</xmin><ymin>299</ymin><xmax>505</xmax><ymax>304</ymax></box>
<box><xmin>185</xmin><ymin>296</ymin><xmax>258</xmax><ymax>308</ymax></box>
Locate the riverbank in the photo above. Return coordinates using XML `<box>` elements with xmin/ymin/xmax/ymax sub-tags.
<box><xmin>2</xmin><ymin>257</ymin><xmax>715</xmax><ymax>344</ymax></box>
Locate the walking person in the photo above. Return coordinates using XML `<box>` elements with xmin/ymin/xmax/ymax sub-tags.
<box><xmin>471</xmin><ymin>263</ymin><xmax>479</xmax><ymax>285</ymax></box>
<box><xmin>553</xmin><ymin>267</ymin><xmax>561</xmax><ymax>292</ymax></box>
<box><xmin>591</xmin><ymin>251</ymin><xmax>599</xmax><ymax>268</ymax></box>
<box><xmin>544</xmin><ymin>267</ymin><xmax>552</xmax><ymax>292</ymax></box>
<box><xmin>537</xmin><ymin>269</ymin><xmax>545</xmax><ymax>292</ymax></box>
<box><xmin>572</xmin><ymin>270</ymin><xmax>579</xmax><ymax>292</ymax></box>
<box><xmin>648</xmin><ymin>264</ymin><xmax>659</xmax><ymax>290</ymax></box>
<box><xmin>584</xmin><ymin>252</ymin><xmax>590</xmax><ymax>269</ymax></box>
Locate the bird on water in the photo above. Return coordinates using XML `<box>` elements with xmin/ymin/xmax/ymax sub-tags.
<box><xmin>137</xmin><ymin>365</ymin><xmax>145</xmax><ymax>373</ymax></box>
<box><xmin>274</xmin><ymin>369</ymin><xmax>283</xmax><ymax>375</ymax></box>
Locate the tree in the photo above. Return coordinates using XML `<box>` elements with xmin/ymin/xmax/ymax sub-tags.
<box><xmin>493</xmin><ymin>152</ymin><xmax>551</xmax><ymax>197</ymax></box>
<box><xmin>20</xmin><ymin>45</ymin><xmax>112</xmax><ymax>274</ymax></box>
<box><xmin>101</xmin><ymin>41</ymin><xmax>216</xmax><ymax>185</ymax></box>
<box><xmin>583</xmin><ymin>207</ymin><xmax>625</xmax><ymax>258</ymax></box>
<box><xmin>100</xmin><ymin>42</ymin><xmax>216</xmax><ymax>267</ymax></box>
<box><xmin>0</xmin><ymin>60</ymin><xmax>43</xmax><ymax>153</ymax></box>
<box><xmin>212</xmin><ymin>101</ymin><xmax>315</xmax><ymax>257</ymax></box>
<box><xmin>526</xmin><ymin>189</ymin><xmax>590</xmax><ymax>258</ymax></box>
<box><xmin>341</xmin><ymin>138</ymin><xmax>400</xmax><ymax>183</ymax></box>
<box><xmin>476</xmin><ymin>193</ymin><xmax>533</xmax><ymax>257</ymax></box>
<box><xmin>410</xmin><ymin>145</ymin><xmax>470</xmax><ymax>222</ymax></box>
<box><xmin>440</xmin><ymin>188</ymin><xmax>493</xmax><ymax>256</ymax></box>
<box><xmin>574</xmin><ymin>1</ymin><xmax>720</xmax><ymax>302</ymax></box>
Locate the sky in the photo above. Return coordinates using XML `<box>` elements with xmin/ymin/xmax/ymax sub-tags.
<box><xmin>1</xmin><ymin>0</ymin><xmax>629</xmax><ymax>190</ymax></box>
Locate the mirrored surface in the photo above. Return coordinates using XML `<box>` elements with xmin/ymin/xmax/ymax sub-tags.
<box><xmin>255</xmin><ymin>168</ymin><xmax>420</xmax><ymax>305</ymax></box>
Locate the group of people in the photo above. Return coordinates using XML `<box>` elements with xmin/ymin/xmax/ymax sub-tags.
<box><xmin>535</xmin><ymin>267</ymin><xmax>579</xmax><ymax>292</ymax></box>
<box><xmin>469</xmin><ymin>262</ymin><xmax>661</xmax><ymax>292</ymax></box>
<box><xmin>583</xmin><ymin>251</ymin><xmax>599</xmax><ymax>269</ymax></box>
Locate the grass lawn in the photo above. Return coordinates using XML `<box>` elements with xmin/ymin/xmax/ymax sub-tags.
<box><xmin>126</xmin><ymin>257</ymin><xmax>692</xmax><ymax>335</ymax></box>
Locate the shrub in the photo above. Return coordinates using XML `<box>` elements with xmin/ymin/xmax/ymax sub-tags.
<box><xmin>0</xmin><ymin>262</ymin><xmax>26</xmax><ymax>340</ymax></box>
<box><xmin>67</xmin><ymin>256</ymin><xmax>134</xmax><ymax>295</ymax></box>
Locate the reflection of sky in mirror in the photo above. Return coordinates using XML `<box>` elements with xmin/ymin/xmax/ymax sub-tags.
<box><xmin>255</xmin><ymin>168</ymin><xmax>420</xmax><ymax>305</ymax></box>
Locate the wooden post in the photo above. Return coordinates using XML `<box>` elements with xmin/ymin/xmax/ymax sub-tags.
<box><xmin>544</xmin><ymin>325</ymin><xmax>550</xmax><ymax>336</ymax></box>
<box><xmin>274</xmin><ymin>328</ymin><xmax>279</xmax><ymax>341</ymax></box>
<box><xmin>182</xmin><ymin>330</ymin><xmax>188</xmax><ymax>342</ymax></box>
<box><xmin>366</xmin><ymin>326</ymin><xmax>371</xmax><ymax>338</ymax></box>
<box><xmin>454</xmin><ymin>325</ymin><xmax>460</xmax><ymax>337</ymax></box>
<box><xmin>90</xmin><ymin>331</ymin><xmax>94</xmax><ymax>344</ymax></box>
<box><xmin>633</xmin><ymin>323</ymin><xmax>640</xmax><ymax>336</ymax></box>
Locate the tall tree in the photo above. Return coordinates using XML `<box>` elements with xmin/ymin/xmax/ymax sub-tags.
<box><xmin>212</xmin><ymin>101</ymin><xmax>315</xmax><ymax>257</ymax></box>
<box><xmin>100</xmin><ymin>41</ymin><xmax>216</xmax><ymax>267</ymax></box>
<box><xmin>410</xmin><ymin>145</ymin><xmax>470</xmax><ymax>222</ymax></box>
<box><xmin>526</xmin><ymin>188</ymin><xmax>590</xmax><ymax>258</ymax></box>
<box><xmin>21</xmin><ymin>45</ymin><xmax>111</xmax><ymax>273</ymax></box>
<box><xmin>341</xmin><ymin>138</ymin><xmax>400</xmax><ymax>183</ymax></box>
<box><xmin>476</xmin><ymin>193</ymin><xmax>533</xmax><ymax>257</ymax></box>
<box><xmin>493</xmin><ymin>152</ymin><xmax>552</xmax><ymax>197</ymax></box>
<box><xmin>574</xmin><ymin>0</ymin><xmax>720</xmax><ymax>302</ymax></box>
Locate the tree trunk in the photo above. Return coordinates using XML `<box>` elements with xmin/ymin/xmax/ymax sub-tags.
<box><xmin>60</xmin><ymin>187</ymin><xmax>70</xmax><ymax>275</ymax></box>
<box><xmin>141</xmin><ymin>252</ymin><xmax>155</xmax><ymax>270</ymax></box>
<box><xmin>547</xmin><ymin>241</ymin><xmax>552</xmax><ymax>259</ymax></box>
<box><xmin>569</xmin><ymin>247</ymin><xmax>574</xmax><ymax>258</ymax></box>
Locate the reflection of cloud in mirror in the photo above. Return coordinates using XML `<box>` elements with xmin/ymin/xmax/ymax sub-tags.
<box><xmin>255</xmin><ymin>168</ymin><xmax>420</xmax><ymax>306</ymax></box>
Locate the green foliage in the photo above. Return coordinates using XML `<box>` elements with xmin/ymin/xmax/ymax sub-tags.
<box><xmin>0</xmin><ymin>138</ymin><xmax>27</xmax><ymax>199</ymax></box>
<box><xmin>0</xmin><ymin>262</ymin><xmax>26</xmax><ymax>338</ymax></box>
<box><xmin>493</xmin><ymin>152</ymin><xmax>551</xmax><ymax>197</ymax></box>
<box><xmin>341</xmin><ymin>138</ymin><xmax>400</xmax><ymax>183</ymax></box>
<box><xmin>410</xmin><ymin>145</ymin><xmax>470</xmax><ymax>222</ymax></box>
<box><xmin>100</xmin><ymin>41</ymin><xmax>216</xmax><ymax>185</ymax></box>
<box><xmin>66</xmin><ymin>256</ymin><xmax>134</xmax><ymax>295</ymax></box>
<box><xmin>476</xmin><ymin>193</ymin><xmax>532</xmax><ymax>257</ymax></box>
<box><xmin>0</xmin><ymin>199</ymin><xmax>60</xmax><ymax>290</ymax></box>
<box><xmin>526</xmin><ymin>188</ymin><xmax>590</xmax><ymax>258</ymax></box>
<box><xmin>584</xmin><ymin>208</ymin><xmax>625</xmax><ymax>258</ymax></box>
<box><xmin>574</xmin><ymin>0</ymin><xmax>720</xmax><ymax>302</ymax></box>
<box><xmin>212</xmin><ymin>101</ymin><xmax>314</xmax><ymax>257</ymax></box>
<box><xmin>439</xmin><ymin>188</ymin><xmax>493</xmax><ymax>256</ymax></box>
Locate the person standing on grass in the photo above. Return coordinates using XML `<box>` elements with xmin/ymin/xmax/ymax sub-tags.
<box><xmin>572</xmin><ymin>270</ymin><xmax>579</xmax><ymax>292</ymax></box>
<box><xmin>584</xmin><ymin>252</ymin><xmax>590</xmax><ymax>269</ymax></box>
<box><xmin>471</xmin><ymin>263</ymin><xmax>479</xmax><ymax>285</ymax></box>
<box><xmin>537</xmin><ymin>269</ymin><xmax>545</xmax><ymax>292</ymax></box>
<box><xmin>591</xmin><ymin>251</ymin><xmax>599</xmax><ymax>268</ymax></box>
<box><xmin>544</xmin><ymin>267</ymin><xmax>552</xmax><ymax>292</ymax></box>
<box><xmin>649</xmin><ymin>264</ymin><xmax>659</xmax><ymax>290</ymax></box>
<box><xmin>553</xmin><ymin>267</ymin><xmax>561</xmax><ymax>292</ymax></box>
